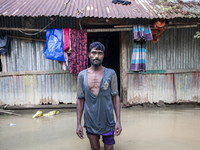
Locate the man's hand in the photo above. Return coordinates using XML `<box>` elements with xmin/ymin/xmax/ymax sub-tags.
<box><xmin>76</xmin><ymin>125</ymin><xmax>84</xmax><ymax>139</ymax></box>
<box><xmin>114</xmin><ymin>122</ymin><xmax>122</xmax><ymax>136</ymax></box>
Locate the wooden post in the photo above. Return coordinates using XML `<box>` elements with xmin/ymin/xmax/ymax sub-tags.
<box><xmin>120</xmin><ymin>31</ymin><xmax>128</xmax><ymax>104</ymax></box>
<box><xmin>1</xmin><ymin>55</ymin><xmax>7</xmax><ymax>72</ymax></box>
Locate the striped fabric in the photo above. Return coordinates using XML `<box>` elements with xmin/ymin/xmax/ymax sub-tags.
<box><xmin>130</xmin><ymin>41</ymin><xmax>146</xmax><ymax>72</ymax></box>
<box><xmin>130</xmin><ymin>24</ymin><xmax>151</xmax><ymax>72</ymax></box>
<box><xmin>132</xmin><ymin>24</ymin><xmax>153</xmax><ymax>41</ymax></box>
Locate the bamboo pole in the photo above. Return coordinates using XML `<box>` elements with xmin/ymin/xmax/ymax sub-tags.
<box><xmin>114</xmin><ymin>23</ymin><xmax>200</xmax><ymax>28</ymax></box>
<box><xmin>0</xmin><ymin>24</ymin><xmax>198</xmax><ymax>33</ymax></box>
<box><xmin>0</xmin><ymin>27</ymin><xmax>45</xmax><ymax>32</ymax></box>
<box><xmin>0</xmin><ymin>110</ymin><xmax>21</xmax><ymax>116</ymax></box>
<box><xmin>87</xmin><ymin>28</ymin><xmax>133</xmax><ymax>32</ymax></box>
<box><xmin>165</xmin><ymin>24</ymin><xmax>197</xmax><ymax>29</ymax></box>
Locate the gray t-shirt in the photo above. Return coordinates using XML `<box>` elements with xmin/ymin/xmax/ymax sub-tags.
<box><xmin>77</xmin><ymin>67</ymin><xmax>118</xmax><ymax>134</ymax></box>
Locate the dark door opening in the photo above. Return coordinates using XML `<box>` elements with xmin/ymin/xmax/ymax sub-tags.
<box><xmin>87</xmin><ymin>32</ymin><xmax>120</xmax><ymax>94</ymax></box>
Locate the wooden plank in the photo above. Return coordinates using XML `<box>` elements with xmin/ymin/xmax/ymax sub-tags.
<box><xmin>0</xmin><ymin>27</ymin><xmax>133</xmax><ymax>32</ymax></box>
<box><xmin>114</xmin><ymin>25</ymin><xmax>133</xmax><ymax>28</ymax></box>
<box><xmin>0</xmin><ymin>27</ymin><xmax>45</xmax><ymax>32</ymax></box>
<box><xmin>87</xmin><ymin>28</ymin><xmax>132</xmax><ymax>32</ymax></box>
<box><xmin>1</xmin><ymin>54</ymin><xmax>7</xmax><ymax>72</ymax></box>
<box><xmin>165</xmin><ymin>24</ymin><xmax>197</xmax><ymax>29</ymax></box>
<box><xmin>0</xmin><ymin>70</ymin><xmax>69</xmax><ymax>77</ymax></box>
<box><xmin>168</xmin><ymin>22</ymin><xmax>200</xmax><ymax>25</ymax></box>
<box><xmin>5</xmin><ymin>104</ymin><xmax>76</xmax><ymax>110</ymax></box>
<box><xmin>120</xmin><ymin>31</ymin><xmax>128</xmax><ymax>104</ymax></box>
<box><xmin>128</xmin><ymin>69</ymin><xmax>200</xmax><ymax>74</ymax></box>
<box><xmin>128</xmin><ymin>70</ymin><xmax>166</xmax><ymax>74</ymax></box>
<box><xmin>115</xmin><ymin>23</ymin><xmax>199</xmax><ymax>28</ymax></box>
<box><xmin>0</xmin><ymin>24</ymin><xmax>198</xmax><ymax>34</ymax></box>
<box><xmin>0</xmin><ymin>110</ymin><xmax>21</xmax><ymax>116</ymax></box>
<box><xmin>166</xmin><ymin>69</ymin><xmax>198</xmax><ymax>73</ymax></box>
<box><xmin>87</xmin><ymin>25</ymin><xmax>197</xmax><ymax>32</ymax></box>
<box><xmin>8</xmin><ymin>35</ymin><xmax>46</xmax><ymax>42</ymax></box>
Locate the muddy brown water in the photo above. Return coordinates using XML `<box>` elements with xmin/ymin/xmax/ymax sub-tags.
<box><xmin>1</xmin><ymin>107</ymin><xmax>200</xmax><ymax>150</ymax></box>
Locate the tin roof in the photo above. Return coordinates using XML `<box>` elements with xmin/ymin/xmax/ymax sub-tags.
<box><xmin>0</xmin><ymin>0</ymin><xmax>199</xmax><ymax>19</ymax></box>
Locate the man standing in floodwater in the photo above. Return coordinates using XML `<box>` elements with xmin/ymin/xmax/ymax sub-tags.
<box><xmin>76</xmin><ymin>42</ymin><xmax>122</xmax><ymax>150</ymax></box>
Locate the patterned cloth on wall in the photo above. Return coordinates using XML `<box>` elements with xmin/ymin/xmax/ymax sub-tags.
<box><xmin>132</xmin><ymin>24</ymin><xmax>153</xmax><ymax>41</ymax></box>
<box><xmin>130</xmin><ymin>40</ymin><xmax>146</xmax><ymax>72</ymax></box>
<box><xmin>68</xmin><ymin>29</ymin><xmax>88</xmax><ymax>78</ymax></box>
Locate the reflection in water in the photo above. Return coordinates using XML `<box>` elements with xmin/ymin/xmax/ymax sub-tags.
<box><xmin>1</xmin><ymin>108</ymin><xmax>200</xmax><ymax>150</ymax></box>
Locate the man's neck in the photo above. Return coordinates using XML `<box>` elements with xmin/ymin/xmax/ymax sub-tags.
<box><xmin>90</xmin><ymin>65</ymin><xmax>104</xmax><ymax>72</ymax></box>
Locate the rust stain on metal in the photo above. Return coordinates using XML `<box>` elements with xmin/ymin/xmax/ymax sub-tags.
<box><xmin>128</xmin><ymin>94</ymin><xmax>149</xmax><ymax>104</ymax></box>
<box><xmin>40</xmin><ymin>96</ymin><xmax>57</xmax><ymax>105</ymax></box>
<box><xmin>128</xmin><ymin>72</ymin><xmax>200</xmax><ymax>104</ymax></box>
<box><xmin>128</xmin><ymin>74</ymin><xmax>176</xmax><ymax>104</ymax></box>
<box><xmin>192</xmin><ymin>96</ymin><xmax>199</xmax><ymax>101</ymax></box>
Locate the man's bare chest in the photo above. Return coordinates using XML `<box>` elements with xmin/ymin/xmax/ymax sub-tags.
<box><xmin>87</xmin><ymin>73</ymin><xmax>104</xmax><ymax>89</ymax></box>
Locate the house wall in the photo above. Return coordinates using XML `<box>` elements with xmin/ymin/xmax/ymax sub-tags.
<box><xmin>5</xmin><ymin>39</ymin><xmax>62</xmax><ymax>72</ymax></box>
<box><xmin>0</xmin><ymin>17</ymin><xmax>77</xmax><ymax>106</ymax></box>
<box><xmin>126</xmin><ymin>19</ymin><xmax>200</xmax><ymax>104</ymax></box>
<box><xmin>127</xmin><ymin>26</ymin><xmax>200</xmax><ymax>70</ymax></box>
<box><xmin>0</xmin><ymin>39</ymin><xmax>77</xmax><ymax>105</ymax></box>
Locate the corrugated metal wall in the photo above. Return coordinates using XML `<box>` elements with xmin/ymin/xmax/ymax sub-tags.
<box><xmin>127</xmin><ymin>25</ymin><xmax>200</xmax><ymax>70</ymax></box>
<box><xmin>0</xmin><ymin>38</ymin><xmax>78</xmax><ymax>105</ymax></box>
<box><xmin>0</xmin><ymin>17</ymin><xmax>78</xmax><ymax>105</ymax></box>
<box><xmin>127</xmin><ymin>19</ymin><xmax>200</xmax><ymax>103</ymax></box>
<box><xmin>128</xmin><ymin>74</ymin><xmax>176</xmax><ymax>104</ymax></box>
<box><xmin>128</xmin><ymin>73</ymin><xmax>200</xmax><ymax>104</ymax></box>
<box><xmin>0</xmin><ymin>74</ymin><xmax>77</xmax><ymax>105</ymax></box>
<box><xmin>175</xmin><ymin>72</ymin><xmax>200</xmax><ymax>103</ymax></box>
<box><xmin>6</xmin><ymin>39</ymin><xmax>62</xmax><ymax>72</ymax></box>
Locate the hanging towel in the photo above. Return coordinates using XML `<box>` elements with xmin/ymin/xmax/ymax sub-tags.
<box><xmin>44</xmin><ymin>28</ymin><xmax>65</xmax><ymax>62</ymax></box>
<box><xmin>130</xmin><ymin>41</ymin><xmax>146</xmax><ymax>72</ymax></box>
<box><xmin>63</xmin><ymin>28</ymin><xmax>70</xmax><ymax>51</ymax></box>
<box><xmin>68</xmin><ymin>29</ymin><xmax>88</xmax><ymax>78</ymax></box>
<box><xmin>133</xmin><ymin>24</ymin><xmax>153</xmax><ymax>41</ymax></box>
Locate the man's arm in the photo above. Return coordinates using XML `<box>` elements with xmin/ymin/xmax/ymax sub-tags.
<box><xmin>112</xmin><ymin>95</ymin><xmax>122</xmax><ymax>136</ymax></box>
<box><xmin>76</xmin><ymin>98</ymin><xmax>84</xmax><ymax>139</ymax></box>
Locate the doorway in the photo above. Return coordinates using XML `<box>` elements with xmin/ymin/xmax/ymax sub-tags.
<box><xmin>87</xmin><ymin>32</ymin><xmax>120</xmax><ymax>94</ymax></box>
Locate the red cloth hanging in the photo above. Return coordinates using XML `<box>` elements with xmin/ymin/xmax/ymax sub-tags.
<box><xmin>63</xmin><ymin>28</ymin><xmax>70</xmax><ymax>51</ymax></box>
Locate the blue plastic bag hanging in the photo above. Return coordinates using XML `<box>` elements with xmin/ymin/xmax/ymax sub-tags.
<box><xmin>0</xmin><ymin>34</ymin><xmax>10</xmax><ymax>55</ymax></box>
<box><xmin>44</xmin><ymin>28</ymin><xmax>65</xmax><ymax>61</ymax></box>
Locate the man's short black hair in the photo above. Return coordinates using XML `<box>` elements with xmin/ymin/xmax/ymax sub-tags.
<box><xmin>88</xmin><ymin>42</ymin><xmax>105</xmax><ymax>53</ymax></box>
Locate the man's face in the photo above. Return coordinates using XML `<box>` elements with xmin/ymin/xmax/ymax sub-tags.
<box><xmin>89</xmin><ymin>48</ymin><xmax>104</xmax><ymax>67</ymax></box>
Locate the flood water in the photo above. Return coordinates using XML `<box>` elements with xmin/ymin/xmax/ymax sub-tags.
<box><xmin>1</xmin><ymin>107</ymin><xmax>200</xmax><ymax>150</ymax></box>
